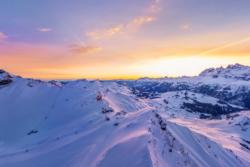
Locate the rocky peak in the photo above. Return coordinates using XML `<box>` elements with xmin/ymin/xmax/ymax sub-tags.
<box><xmin>226</xmin><ymin>63</ymin><xmax>248</xmax><ymax>70</ymax></box>
<box><xmin>0</xmin><ymin>69</ymin><xmax>13</xmax><ymax>85</ymax></box>
<box><xmin>199</xmin><ymin>64</ymin><xmax>250</xmax><ymax>80</ymax></box>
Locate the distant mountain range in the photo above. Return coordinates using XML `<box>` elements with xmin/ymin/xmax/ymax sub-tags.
<box><xmin>0</xmin><ymin>64</ymin><xmax>250</xmax><ymax>167</ymax></box>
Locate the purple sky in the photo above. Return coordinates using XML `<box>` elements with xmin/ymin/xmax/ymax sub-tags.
<box><xmin>0</xmin><ymin>0</ymin><xmax>250</xmax><ymax>79</ymax></box>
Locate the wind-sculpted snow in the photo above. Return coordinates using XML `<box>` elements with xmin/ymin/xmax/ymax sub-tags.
<box><xmin>150</xmin><ymin>113</ymin><xmax>244</xmax><ymax>167</ymax></box>
<box><xmin>0</xmin><ymin>64</ymin><xmax>250</xmax><ymax>167</ymax></box>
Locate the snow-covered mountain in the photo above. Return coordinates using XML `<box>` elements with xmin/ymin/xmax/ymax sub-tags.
<box><xmin>0</xmin><ymin>64</ymin><xmax>250</xmax><ymax>167</ymax></box>
<box><xmin>199</xmin><ymin>64</ymin><xmax>250</xmax><ymax>81</ymax></box>
<box><xmin>120</xmin><ymin>64</ymin><xmax>250</xmax><ymax>108</ymax></box>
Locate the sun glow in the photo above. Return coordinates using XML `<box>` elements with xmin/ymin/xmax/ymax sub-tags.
<box><xmin>124</xmin><ymin>56</ymin><xmax>243</xmax><ymax>78</ymax></box>
<box><xmin>28</xmin><ymin>55</ymin><xmax>248</xmax><ymax>80</ymax></box>
<box><xmin>1</xmin><ymin>0</ymin><xmax>250</xmax><ymax>79</ymax></box>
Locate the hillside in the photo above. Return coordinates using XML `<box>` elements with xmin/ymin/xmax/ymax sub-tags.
<box><xmin>0</xmin><ymin>64</ymin><xmax>250</xmax><ymax>167</ymax></box>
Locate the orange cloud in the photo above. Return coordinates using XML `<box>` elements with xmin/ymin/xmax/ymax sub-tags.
<box><xmin>86</xmin><ymin>24</ymin><xmax>124</xmax><ymax>40</ymax></box>
<box><xmin>70</xmin><ymin>44</ymin><xmax>102</xmax><ymax>54</ymax></box>
<box><xmin>129</xmin><ymin>16</ymin><xmax>155</xmax><ymax>27</ymax></box>
<box><xmin>37</xmin><ymin>28</ymin><xmax>52</xmax><ymax>32</ymax></box>
<box><xmin>86</xmin><ymin>0</ymin><xmax>160</xmax><ymax>41</ymax></box>
<box><xmin>86</xmin><ymin>16</ymin><xmax>155</xmax><ymax>40</ymax></box>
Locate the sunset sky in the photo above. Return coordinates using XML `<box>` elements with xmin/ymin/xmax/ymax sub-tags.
<box><xmin>0</xmin><ymin>0</ymin><xmax>250</xmax><ymax>79</ymax></box>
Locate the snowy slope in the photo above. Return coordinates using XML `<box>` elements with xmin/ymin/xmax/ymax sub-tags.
<box><xmin>120</xmin><ymin>64</ymin><xmax>250</xmax><ymax>108</ymax></box>
<box><xmin>0</xmin><ymin>64</ymin><xmax>250</xmax><ymax>167</ymax></box>
<box><xmin>150</xmin><ymin>91</ymin><xmax>243</xmax><ymax>119</ymax></box>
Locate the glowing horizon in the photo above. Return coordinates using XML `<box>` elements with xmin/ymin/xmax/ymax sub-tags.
<box><xmin>1</xmin><ymin>0</ymin><xmax>250</xmax><ymax>79</ymax></box>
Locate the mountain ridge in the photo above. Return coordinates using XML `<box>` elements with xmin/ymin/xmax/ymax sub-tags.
<box><xmin>0</xmin><ymin>64</ymin><xmax>250</xmax><ymax>167</ymax></box>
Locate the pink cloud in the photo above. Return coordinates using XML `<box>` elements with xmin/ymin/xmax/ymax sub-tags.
<box><xmin>70</xmin><ymin>44</ymin><xmax>102</xmax><ymax>54</ymax></box>
<box><xmin>37</xmin><ymin>28</ymin><xmax>52</xmax><ymax>32</ymax></box>
<box><xmin>86</xmin><ymin>0</ymin><xmax>160</xmax><ymax>41</ymax></box>
<box><xmin>0</xmin><ymin>32</ymin><xmax>7</xmax><ymax>41</ymax></box>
